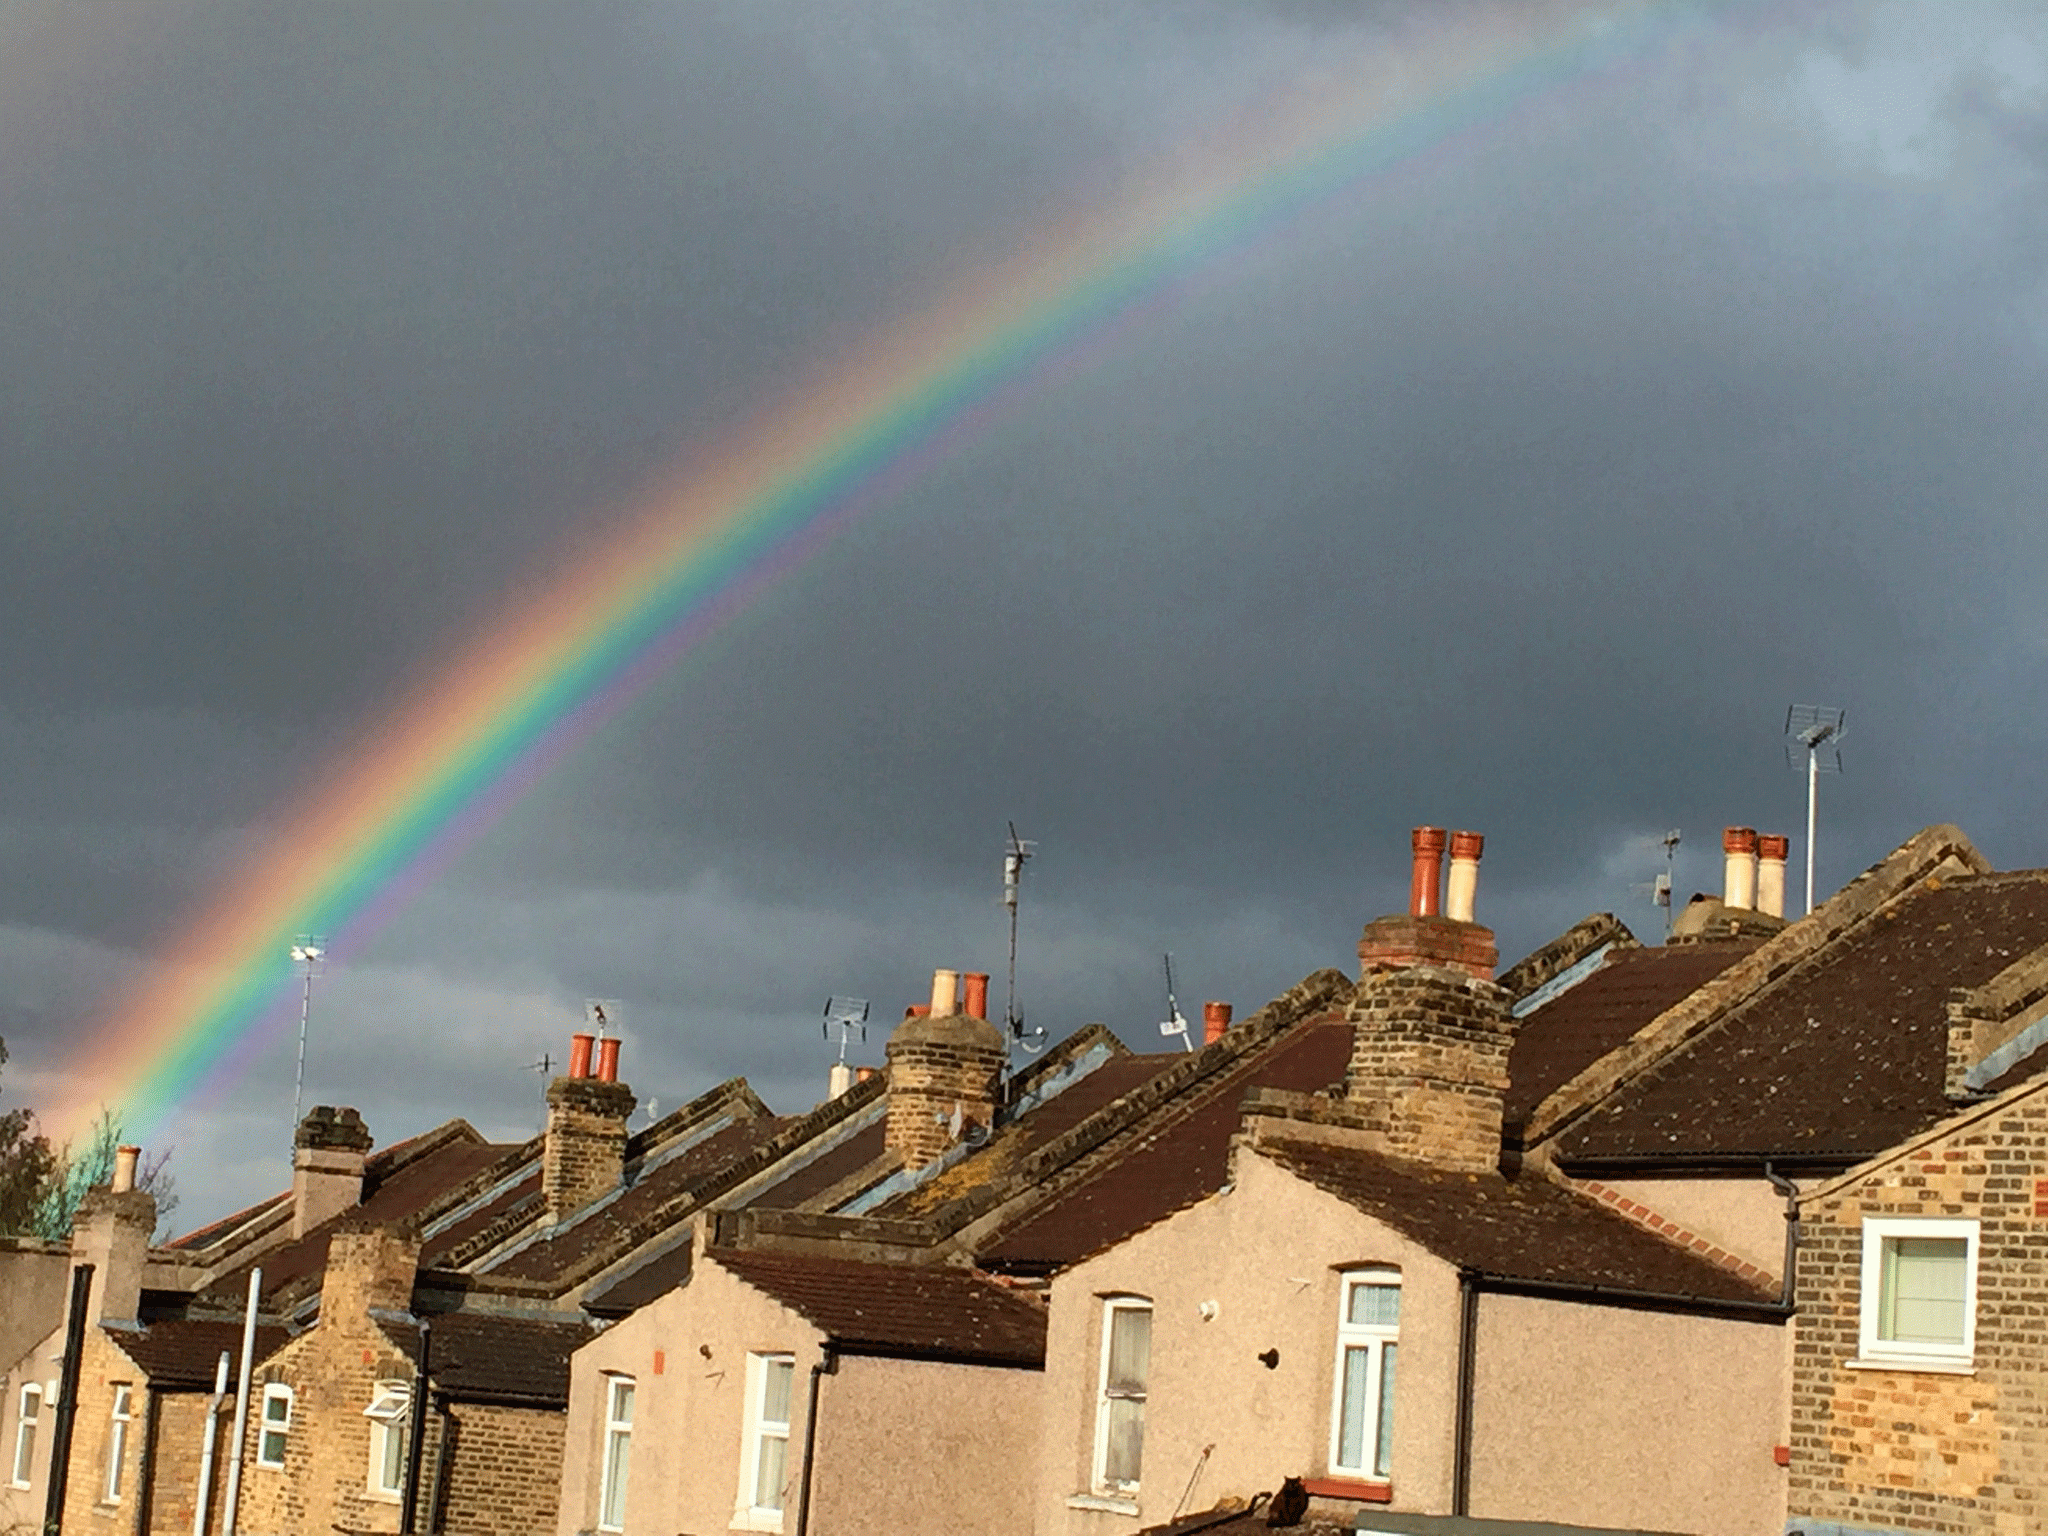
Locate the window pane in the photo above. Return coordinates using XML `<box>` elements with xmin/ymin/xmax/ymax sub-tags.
<box><xmin>1348</xmin><ymin>1283</ymin><xmax>1401</xmax><ymax>1328</ymax></box>
<box><xmin>601</xmin><ymin>1429</ymin><xmax>631</xmax><ymax>1527</ymax></box>
<box><xmin>761</xmin><ymin>1358</ymin><xmax>794</xmax><ymax>1426</ymax></box>
<box><xmin>261</xmin><ymin>1429</ymin><xmax>287</xmax><ymax>1464</ymax></box>
<box><xmin>1106</xmin><ymin>1307</ymin><xmax>1151</xmax><ymax>1394</ymax></box>
<box><xmin>1374</xmin><ymin>1342</ymin><xmax>1398</xmax><ymax>1478</ymax></box>
<box><xmin>1337</xmin><ymin>1345</ymin><xmax>1371</xmax><ymax>1470</ymax></box>
<box><xmin>755</xmin><ymin>1430</ymin><xmax>788</xmax><ymax>1510</ymax></box>
<box><xmin>609</xmin><ymin>1379</ymin><xmax>634</xmax><ymax>1427</ymax></box>
<box><xmin>1103</xmin><ymin>1396</ymin><xmax>1145</xmax><ymax>1486</ymax></box>
<box><xmin>380</xmin><ymin>1422</ymin><xmax>405</xmax><ymax>1493</ymax></box>
<box><xmin>1882</xmin><ymin>1237</ymin><xmax>1968</xmax><ymax>1344</ymax></box>
<box><xmin>13</xmin><ymin>1420</ymin><xmax>34</xmax><ymax>1486</ymax></box>
<box><xmin>263</xmin><ymin>1393</ymin><xmax>290</xmax><ymax>1425</ymax></box>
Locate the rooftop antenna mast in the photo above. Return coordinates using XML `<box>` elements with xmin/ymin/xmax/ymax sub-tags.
<box><xmin>584</xmin><ymin>999</ymin><xmax>622</xmax><ymax>1041</ymax></box>
<box><xmin>1003</xmin><ymin>822</ymin><xmax>1044</xmax><ymax>1053</ymax></box>
<box><xmin>1658</xmin><ymin>829</ymin><xmax>1681</xmax><ymax>937</ymax></box>
<box><xmin>288</xmin><ymin>938</ymin><xmax>326</xmax><ymax>1134</ymax></box>
<box><xmin>1785</xmin><ymin>705</ymin><xmax>1846</xmax><ymax>916</ymax></box>
<box><xmin>1158</xmin><ymin>954</ymin><xmax>1192</xmax><ymax>1053</ymax></box>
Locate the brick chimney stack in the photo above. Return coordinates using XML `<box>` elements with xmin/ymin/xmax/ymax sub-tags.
<box><xmin>544</xmin><ymin>1038</ymin><xmax>637</xmax><ymax>1221</ymax></box>
<box><xmin>885</xmin><ymin>967</ymin><xmax>1007</xmax><ymax>1167</ymax></box>
<box><xmin>1357</xmin><ymin>826</ymin><xmax>1499</xmax><ymax>982</ymax></box>
<box><xmin>292</xmin><ymin>1106</ymin><xmax>373</xmax><ymax>1239</ymax></box>
<box><xmin>321</xmin><ymin>1224</ymin><xmax>422</xmax><ymax>1323</ymax></box>
<box><xmin>1343</xmin><ymin>965</ymin><xmax>1516</xmax><ymax>1174</ymax></box>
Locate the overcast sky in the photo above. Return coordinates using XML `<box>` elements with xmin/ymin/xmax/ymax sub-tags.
<box><xmin>4</xmin><ymin>0</ymin><xmax>2045</xmax><ymax>1228</ymax></box>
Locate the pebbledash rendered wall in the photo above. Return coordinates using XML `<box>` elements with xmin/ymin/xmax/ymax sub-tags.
<box><xmin>558</xmin><ymin>1243</ymin><xmax>1038</xmax><ymax>1536</ymax></box>
<box><xmin>1789</xmin><ymin>1085</ymin><xmax>2048</xmax><ymax>1536</ymax></box>
<box><xmin>1035</xmin><ymin>1147</ymin><xmax>1786</xmax><ymax>1536</ymax></box>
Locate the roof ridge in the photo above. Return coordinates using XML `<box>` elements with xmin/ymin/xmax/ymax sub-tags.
<box><xmin>1523</xmin><ymin>823</ymin><xmax>1987</xmax><ymax>1152</ymax></box>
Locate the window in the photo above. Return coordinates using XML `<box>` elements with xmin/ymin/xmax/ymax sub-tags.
<box><xmin>1092</xmin><ymin>1298</ymin><xmax>1152</xmax><ymax>1495</ymax></box>
<box><xmin>1858</xmin><ymin>1218</ymin><xmax>1980</xmax><ymax>1369</ymax></box>
<box><xmin>740</xmin><ymin>1354</ymin><xmax>795</xmax><ymax>1528</ymax></box>
<box><xmin>256</xmin><ymin>1384</ymin><xmax>293</xmax><ymax>1469</ymax></box>
<box><xmin>12</xmin><ymin>1384</ymin><xmax>41</xmax><ymax>1489</ymax></box>
<box><xmin>363</xmin><ymin>1382</ymin><xmax>411</xmax><ymax>1499</ymax></box>
<box><xmin>597</xmin><ymin>1376</ymin><xmax>633</xmax><ymax>1533</ymax></box>
<box><xmin>1329</xmin><ymin>1270</ymin><xmax>1400</xmax><ymax>1480</ymax></box>
<box><xmin>104</xmin><ymin>1385</ymin><xmax>134</xmax><ymax>1504</ymax></box>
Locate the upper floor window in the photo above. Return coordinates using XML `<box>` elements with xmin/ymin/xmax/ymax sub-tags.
<box><xmin>741</xmin><ymin>1353</ymin><xmax>796</xmax><ymax>1529</ymax></box>
<box><xmin>1093</xmin><ymin>1297</ymin><xmax>1152</xmax><ymax>1496</ymax></box>
<box><xmin>1859</xmin><ymin>1217</ymin><xmax>1979</xmax><ymax>1369</ymax></box>
<box><xmin>363</xmin><ymin>1381</ymin><xmax>411</xmax><ymax>1499</ymax></box>
<box><xmin>12</xmin><ymin>1383</ymin><xmax>42</xmax><ymax>1489</ymax></box>
<box><xmin>104</xmin><ymin>1384</ymin><xmax>134</xmax><ymax>1504</ymax></box>
<box><xmin>257</xmin><ymin>1383</ymin><xmax>293</xmax><ymax>1469</ymax></box>
<box><xmin>598</xmin><ymin>1375</ymin><xmax>634</xmax><ymax>1533</ymax></box>
<box><xmin>1329</xmin><ymin>1269</ymin><xmax>1400</xmax><ymax>1481</ymax></box>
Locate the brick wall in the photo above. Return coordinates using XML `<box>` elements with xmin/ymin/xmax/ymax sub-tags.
<box><xmin>1343</xmin><ymin>964</ymin><xmax>1514</xmax><ymax>1173</ymax></box>
<box><xmin>885</xmin><ymin>1012</ymin><xmax>1007</xmax><ymax>1168</ymax></box>
<box><xmin>1789</xmin><ymin>1090</ymin><xmax>2048</xmax><ymax>1536</ymax></box>
<box><xmin>430</xmin><ymin>1400</ymin><xmax>566</xmax><ymax>1536</ymax></box>
<box><xmin>543</xmin><ymin>1078</ymin><xmax>637</xmax><ymax>1220</ymax></box>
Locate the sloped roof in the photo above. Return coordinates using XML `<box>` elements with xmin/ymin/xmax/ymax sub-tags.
<box><xmin>711</xmin><ymin>1247</ymin><xmax>1045</xmax><ymax>1365</ymax></box>
<box><xmin>742</xmin><ymin>1116</ymin><xmax>888</xmax><ymax>1211</ymax></box>
<box><xmin>381</xmin><ymin>1312</ymin><xmax>597</xmax><ymax>1405</ymax></box>
<box><xmin>1555</xmin><ymin>871</ymin><xmax>2048</xmax><ymax>1166</ymax></box>
<box><xmin>107</xmin><ymin>1318</ymin><xmax>290</xmax><ymax>1387</ymax></box>
<box><xmin>977</xmin><ymin>1016</ymin><xmax>1357</xmax><ymax>1274</ymax></box>
<box><xmin>1258</xmin><ymin>1139</ymin><xmax>1776</xmax><ymax>1306</ymax></box>
<box><xmin>1505</xmin><ymin>942</ymin><xmax>1758</xmax><ymax>1129</ymax></box>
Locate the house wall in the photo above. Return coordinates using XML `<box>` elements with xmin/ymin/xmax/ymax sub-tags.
<box><xmin>1587</xmin><ymin>1173</ymin><xmax>1792</xmax><ymax>1275</ymax></box>
<box><xmin>1034</xmin><ymin>1153</ymin><xmax>1465</xmax><ymax>1536</ymax></box>
<box><xmin>1789</xmin><ymin>1092</ymin><xmax>2048</xmax><ymax>1536</ymax></box>
<box><xmin>808</xmin><ymin>1353</ymin><xmax>1039</xmax><ymax>1536</ymax></box>
<box><xmin>434</xmin><ymin>1400</ymin><xmax>566</xmax><ymax>1536</ymax></box>
<box><xmin>1469</xmin><ymin>1291</ymin><xmax>1786</xmax><ymax>1536</ymax></box>
<box><xmin>0</xmin><ymin>1325</ymin><xmax>62</xmax><ymax>1530</ymax></box>
<box><xmin>559</xmin><ymin>1261</ymin><xmax>829</xmax><ymax>1536</ymax></box>
<box><xmin>0</xmin><ymin>1243</ymin><xmax>73</xmax><ymax>1379</ymax></box>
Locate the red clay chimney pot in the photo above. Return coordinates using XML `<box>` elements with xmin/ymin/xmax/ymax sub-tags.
<box><xmin>1202</xmin><ymin>1001</ymin><xmax>1232</xmax><ymax>1046</ymax></box>
<box><xmin>1410</xmin><ymin>826</ymin><xmax>1448</xmax><ymax>917</ymax></box>
<box><xmin>1723</xmin><ymin>826</ymin><xmax>1758</xmax><ymax>854</ymax></box>
<box><xmin>595</xmin><ymin>1037</ymin><xmax>622</xmax><ymax>1084</ymax></box>
<box><xmin>568</xmin><ymin>1033</ymin><xmax>595</xmax><ymax>1080</ymax></box>
<box><xmin>962</xmin><ymin>973</ymin><xmax>990</xmax><ymax>1020</ymax></box>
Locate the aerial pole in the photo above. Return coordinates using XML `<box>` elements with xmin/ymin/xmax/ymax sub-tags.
<box><xmin>289</xmin><ymin>939</ymin><xmax>326</xmax><ymax>1133</ymax></box>
<box><xmin>1785</xmin><ymin>706</ymin><xmax>1845</xmax><ymax>916</ymax></box>
<box><xmin>1003</xmin><ymin>822</ymin><xmax>1039</xmax><ymax>1050</ymax></box>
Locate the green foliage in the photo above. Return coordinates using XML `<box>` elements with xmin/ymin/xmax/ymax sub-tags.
<box><xmin>32</xmin><ymin>1107</ymin><xmax>180</xmax><ymax>1242</ymax></box>
<box><xmin>0</xmin><ymin>1038</ymin><xmax>56</xmax><ymax>1237</ymax></box>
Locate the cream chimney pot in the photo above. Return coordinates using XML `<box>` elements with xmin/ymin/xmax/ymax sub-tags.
<box><xmin>1445</xmin><ymin>831</ymin><xmax>1484</xmax><ymax>923</ymax></box>
<box><xmin>1723</xmin><ymin>827</ymin><xmax>1758</xmax><ymax>911</ymax></box>
<box><xmin>929</xmin><ymin>969</ymin><xmax>960</xmax><ymax>1018</ymax></box>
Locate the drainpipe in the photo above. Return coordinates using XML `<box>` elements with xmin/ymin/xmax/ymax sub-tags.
<box><xmin>1453</xmin><ymin>1272</ymin><xmax>1478</xmax><ymax>1518</ymax></box>
<box><xmin>400</xmin><ymin>1319</ymin><xmax>431</xmax><ymax>1535</ymax></box>
<box><xmin>1764</xmin><ymin>1162</ymin><xmax>1801</xmax><ymax>1308</ymax></box>
<box><xmin>220</xmin><ymin>1268</ymin><xmax>261</xmax><ymax>1536</ymax></box>
<box><xmin>42</xmin><ymin>1262</ymin><xmax>93</xmax><ymax>1536</ymax></box>
<box><xmin>132</xmin><ymin>1387</ymin><xmax>161</xmax><ymax>1536</ymax></box>
<box><xmin>192</xmin><ymin>1352</ymin><xmax>230</xmax><ymax>1536</ymax></box>
<box><xmin>792</xmin><ymin>1345</ymin><xmax>838</xmax><ymax>1536</ymax></box>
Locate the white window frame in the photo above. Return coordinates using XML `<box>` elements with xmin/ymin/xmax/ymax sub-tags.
<box><xmin>1091</xmin><ymin>1296</ymin><xmax>1152</xmax><ymax>1498</ymax></box>
<box><xmin>597</xmin><ymin>1374</ymin><xmax>634</xmax><ymax>1533</ymax></box>
<box><xmin>256</xmin><ymin>1383</ymin><xmax>293</xmax><ymax>1469</ymax></box>
<box><xmin>363</xmin><ymin>1381</ymin><xmax>411</xmax><ymax>1500</ymax></box>
<box><xmin>104</xmin><ymin>1384</ymin><xmax>134</xmax><ymax>1504</ymax></box>
<box><xmin>1856</xmin><ymin>1217</ymin><xmax>1980</xmax><ymax>1371</ymax></box>
<box><xmin>12</xmin><ymin>1383</ymin><xmax>42</xmax><ymax>1489</ymax></box>
<box><xmin>1327</xmin><ymin>1268</ymin><xmax>1401</xmax><ymax>1481</ymax></box>
<box><xmin>737</xmin><ymin>1353</ymin><xmax>796</xmax><ymax>1531</ymax></box>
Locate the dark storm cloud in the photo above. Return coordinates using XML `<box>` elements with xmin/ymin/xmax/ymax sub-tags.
<box><xmin>4</xmin><ymin>1</ymin><xmax>2045</xmax><ymax>1221</ymax></box>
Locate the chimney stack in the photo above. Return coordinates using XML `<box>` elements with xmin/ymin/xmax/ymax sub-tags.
<box><xmin>544</xmin><ymin>1036</ymin><xmax>637</xmax><ymax>1221</ymax></box>
<box><xmin>1444</xmin><ymin>831</ymin><xmax>1484</xmax><ymax>923</ymax></box>
<box><xmin>321</xmin><ymin>1224</ymin><xmax>422</xmax><ymax>1324</ymax></box>
<box><xmin>292</xmin><ymin>1106</ymin><xmax>373</xmax><ymax>1239</ymax></box>
<box><xmin>70</xmin><ymin>1168</ymin><xmax>157</xmax><ymax>1325</ymax></box>
<box><xmin>1723</xmin><ymin>827</ymin><xmax>1759</xmax><ymax>910</ymax></box>
<box><xmin>1359</xmin><ymin>827</ymin><xmax>1498</xmax><ymax>982</ymax></box>
<box><xmin>885</xmin><ymin>968</ymin><xmax>1006</xmax><ymax>1168</ymax></box>
<box><xmin>1756</xmin><ymin>833</ymin><xmax>1789</xmax><ymax>919</ymax></box>
<box><xmin>1409</xmin><ymin>826</ymin><xmax>1447</xmax><ymax>917</ymax></box>
<box><xmin>1343</xmin><ymin>965</ymin><xmax>1516</xmax><ymax>1174</ymax></box>
<box><xmin>1203</xmin><ymin>1001</ymin><xmax>1233</xmax><ymax>1046</ymax></box>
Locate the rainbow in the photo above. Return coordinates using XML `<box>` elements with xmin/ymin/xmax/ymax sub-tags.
<box><xmin>50</xmin><ymin>3</ymin><xmax>1686</xmax><ymax>1145</ymax></box>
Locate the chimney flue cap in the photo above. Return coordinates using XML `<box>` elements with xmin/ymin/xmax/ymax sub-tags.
<box><xmin>1757</xmin><ymin>833</ymin><xmax>1790</xmax><ymax>860</ymax></box>
<box><xmin>1723</xmin><ymin>826</ymin><xmax>1758</xmax><ymax>854</ymax></box>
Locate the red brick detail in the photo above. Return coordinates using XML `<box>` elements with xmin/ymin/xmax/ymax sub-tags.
<box><xmin>1775</xmin><ymin>1445</ymin><xmax>1792</xmax><ymax>1467</ymax></box>
<box><xmin>1575</xmin><ymin>1179</ymin><xmax>1777</xmax><ymax>1286</ymax></box>
<box><xmin>1301</xmin><ymin>1477</ymin><xmax>1394</xmax><ymax>1503</ymax></box>
<box><xmin>2033</xmin><ymin>1176</ymin><xmax>2048</xmax><ymax>1217</ymax></box>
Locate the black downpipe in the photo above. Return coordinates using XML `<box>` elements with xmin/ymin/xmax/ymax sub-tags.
<box><xmin>131</xmin><ymin>1388</ymin><xmax>161</xmax><ymax>1536</ymax></box>
<box><xmin>1453</xmin><ymin>1273</ymin><xmax>1478</xmax><ymax>1518</ymax></box>
<box><xmin>43</xmin><ymin>1263</ymin><xmax>94</xmax><ymax>1536</ymax></box>
<box><xmin>1764</xmin><ymin>1161</ymin><xmax>1801</xmax><ymax>1308</ymax></box>
<box><xmin>400</xmin><ymin>1320</ymin><xmax>431</xmax><ymax>1535</ymax></box>
<box><xmin>792</xmin><ymin>1347</ymin><xmax>838</xmax><ymax>1536</ymax></box>
<box><xmin>428</xmin><ymin>1396</ymin><xmax>457</xmax><ymax>1536</ymax></box>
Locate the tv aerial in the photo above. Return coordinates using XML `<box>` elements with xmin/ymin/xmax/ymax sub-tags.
<box><xmin>288</xmin><ymin>937</ymin><xmax>326</xmax><ymax>1134</ymax></box>
<box><xmin>584</xmin><ymin>999</ymin><xmax>623</xmax><ymax>1038</ymax></box>
<box><xmin>1784</xmin><ymin>705</ymin><xmax>1846</xmax><ymax>916</ymax></box>
<box><xmin>1158</xmin><ymin>954</ymin><xmax>1193</xmax><ymax>1053</ymax></box>
<box><xmin>1003</xmin><ymin>822</ymin><xmax>1046</xmax><ymax>1054</ymax></box>
<box><xmin>822</xmin><ymin>996</ymin><xmax>870</xmax><ymax>1063</ymax></box>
